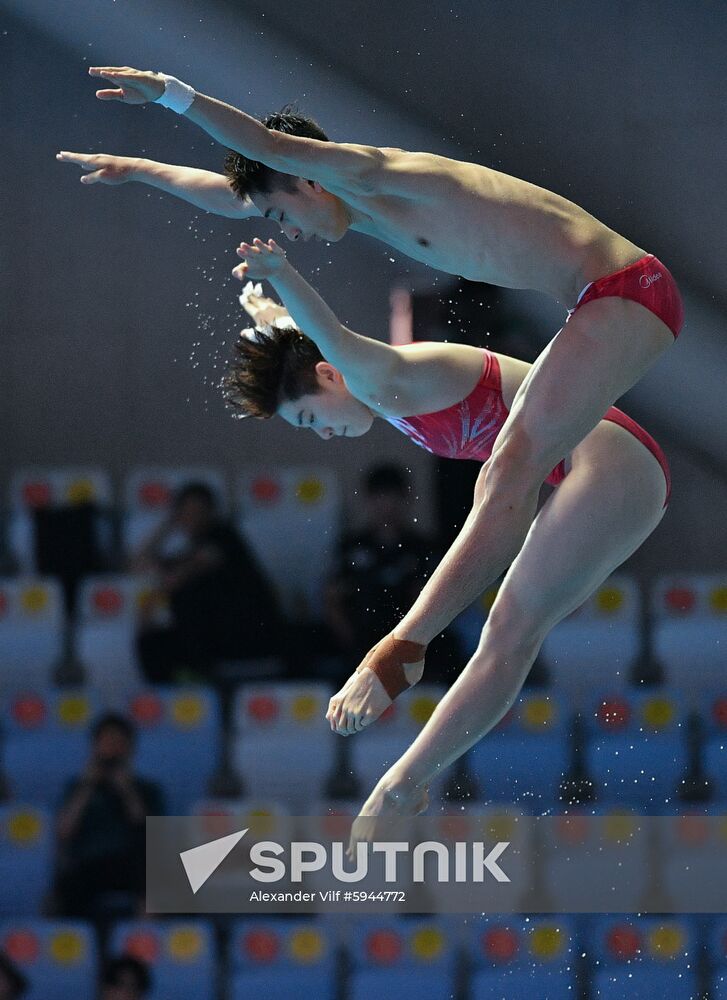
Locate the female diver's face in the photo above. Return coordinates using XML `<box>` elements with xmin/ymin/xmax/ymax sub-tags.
<box><xmin>277</xmin><ymin>363</ymin><xmax>374</xmax><ymax>439</ymax></box>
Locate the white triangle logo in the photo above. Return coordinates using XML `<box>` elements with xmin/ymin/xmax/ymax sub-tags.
<box><xmin>180</xmin><ymin>828</ymin><xmax>248</xmax><ymax>894</ymax></box>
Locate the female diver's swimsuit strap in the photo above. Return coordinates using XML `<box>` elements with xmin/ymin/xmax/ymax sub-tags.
<box><xmin>386</xmin><ymin>347</ymin><xmax>671</xmax><ymax>506</ymax></box>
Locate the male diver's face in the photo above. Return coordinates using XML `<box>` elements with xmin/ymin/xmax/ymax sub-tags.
<box><xmin>277</xmin><ymin>363</ymin><xmax>374</xmax><ymax>439</ymax></box>
<box><xmin>252</xmin><ymin>178</ymin><xmax>349</xmax><ymax>243</ymax></box>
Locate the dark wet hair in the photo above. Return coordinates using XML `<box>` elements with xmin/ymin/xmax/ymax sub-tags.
<box><xmin>224</xmin><ymin>106</ymin><xmax>329</xmax><ymax>199</ymax></box>
<box><xmin>222</xmin><ymin>325</ymin><xmax>324</xmax><ymax>419</ymax></box>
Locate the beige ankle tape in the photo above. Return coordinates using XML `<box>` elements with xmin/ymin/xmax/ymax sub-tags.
<box><xmin>360</xmin><ymin>635</ymin><xmax>427</xmax><ymax>700</ymax></box>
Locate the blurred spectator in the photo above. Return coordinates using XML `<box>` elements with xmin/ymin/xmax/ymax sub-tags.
<box><xmin>325</xmin><ymin>464</ymin><xmax>461</xmax><ymax>681</ymax></box>
<box><xmin>55</xmin><ymin>713</ymin><xmax>163</xmax><ymax>919</ymax></box>
<box><xmin>0</xmin><ymin>953</ymin><xmax>27</xmax><ymax>1000</ymax></box>
<box><xmin>100</xmin><ymin>956</ymin><xmax>151</xmax><ymax>1000</ymax></box>
<box><xmin>132</xmin><ymin>481</ymin><xmax>281</xmax><ymax>682</ymax></box>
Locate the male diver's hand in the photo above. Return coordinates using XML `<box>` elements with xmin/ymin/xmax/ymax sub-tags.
<box><xmin>88</xmin><ymin>66</ymin><xmax>165</xmax><ymax>104</ymax></box>
<box><xmin>56</xmin><ymin>151</ymin><xmax>139</xmax><ymax>185</ymax></box>
<box><xmin>232</xmin><ymin>239</ymin><xmax>289</xmax><ymax>281</ymax></box>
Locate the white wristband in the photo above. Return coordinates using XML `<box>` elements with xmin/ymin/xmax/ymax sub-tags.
<box><xmin>154</xmin><ymin>74</ymin><xmax>196</xmax><ymax>114</ymax></box>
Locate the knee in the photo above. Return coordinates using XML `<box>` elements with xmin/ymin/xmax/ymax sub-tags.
<box><xmin>485</xmin><ymin>424</ymin><xmax>555</xmax><ymax>492</ymax></box>
<box><xmin>480</xmin><ymin>591</ymin><xmax>546</xmax><ymax>658</ymax></box>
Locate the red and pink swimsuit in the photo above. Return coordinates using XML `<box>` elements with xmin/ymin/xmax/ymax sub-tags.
<box><xmin>385</xmin><ymin>254</ymin><xmax>682</xmax><ymax>507</ymax></box>
<box><xmin>386</xmin><ymin>349</ymin><xmax>672</xmax><ymax>505</ymax></box>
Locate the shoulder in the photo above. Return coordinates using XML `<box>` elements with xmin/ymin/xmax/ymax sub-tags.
<box><xmin>381</xmin><ymin>342</ymin><xmax>486</xmax><ymax>417</ymax></box>
<box><xmin>371</xmin><ymin>148</ymin><xmax>482</xmax><ymax>199</ymax></box>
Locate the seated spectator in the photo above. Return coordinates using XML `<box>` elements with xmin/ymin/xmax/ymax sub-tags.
<box><xmin>0</xmin><ymin>953</ymin><xmax>27</xmax><ymax>1000</ymax></box>
<box><xmin>55</xmin><ymin>713</ymin><xmax>163</xmax><ymax>920</ymax></box>
<box><xmin>325</xmin><ymin>464</ymin><xmax>461</xmax><ymax>682</ymax></box>
<box><xmin>100</xmin><ymin>956</ymin><xmax>151</xmax><ymax>1000</ymax></box>
<box><xmin>132</xmin><ymin>481</ymin><xmax>281</xmax><ymax>683</ymax></box>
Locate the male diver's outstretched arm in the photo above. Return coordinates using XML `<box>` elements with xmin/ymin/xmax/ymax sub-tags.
<box><xmin>56</xmin><ymin>151</ymin><xmax>259</xmax><ymax>219</ymax></box>
<box><xmin>232</xmin><ymin>238</ymin><xmax>400</xmax><ymax>399</ymax></box>
<box><xmin>87</xmin><ymin>67</ymin><xmax>383</xmax><ymax>194</ymax></box>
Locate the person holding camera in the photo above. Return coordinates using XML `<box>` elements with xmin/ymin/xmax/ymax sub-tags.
<box><xmin>55</xmin><ymin>714</ymin><xmax>163</xmax><ymax>919</ymax></box>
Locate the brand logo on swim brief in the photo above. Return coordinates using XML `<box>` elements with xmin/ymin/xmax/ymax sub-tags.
<box><xmin>639</xmin><ymin>271</ymin><xmax>662</xmax><ymax>289</ymax></box>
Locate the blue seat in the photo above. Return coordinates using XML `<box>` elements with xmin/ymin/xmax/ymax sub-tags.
<box><xmin>232</xmin><ymin>682</ymin><xmax>337</xmax><ymax>810</ymax></box>
<box><xmin>1</xmin><ymin>691</ymin><xmax>97</xmax><ymax>807</ymax></box>
<box><xmin>0</xmin><ymin>578</ymin><xmax>65</xmax><ymax>694</ymax></box>
<box><xmin>540</xmin><ymin>574</ymin><xmax>642</xmax><ymax>701</ymax></box>
<box><xmin>345</xmin><ymin>917</ymin><xmax>456</xmax><ymax>1000</ymax></box>
<box><xmin>0</xmin><ymin>920</ymin><xmax>97</xmax><ymax>1000</ymax></box>
<box><xmin>0</xmin><ymin>806</ymin><xmax>53</xmax><ymax>915</ymax></box>
<box><xmin>232</xmin><ymin>969</ymin><xmax>335</xmax><ymax>1000</ymax></box>
<box><xmin>230</xmin><ymin>918</ymin><xmax>335</xmax><ymax>1000</ymax></box>
<box><xmin>652</xmin><ymin>575</ymin><xmax>727</xmax><ymax>697</ymax></box>
<box><xmin>349</xmin><ymin>968</ymin><xmax>454</xmax><ymax>1000</ymax></box>
<box><xmin>7</xmin><ymin>468</ymin><xmax>113</xmax><ymax>576</ymax></box>
<box><xmin>584</xmin><ymin>916</ymin><xmax>698</xmax><ymax>999</ymax></box>
<box><xmin>541</xmin><ymin>806</ymin><xmax>650</xmax><ymax>910</ymax></box>
<box><xmin>582</xmin><ymin>690</ymin><xmax>688</xmax><ymax>808</ymax></box>
<box><xmin>470</xmin><ymin>965</ymin><xmax>575</xmax><ymax>999</ymax></box>
<box><xmin>467</xmin><ymin>917</ymin><xmax>577</xmax><ymax>999</ymax></box>
<box><xmin>109</xmin><ymin>920</ymin><xmax>215</xmax><ymax>1000</ymax></box>
<box><xmin>591</xmin><ymin>967</ymin><xmax>699</xmax><ymax>999</ymax></box>
<box><xmin>237</xmin><ymin>466</ymin><xmax>341</xmax><ymax>618</ymax></box>
<box><xmin>700</xmin><ymin>694</ymin><xmax>727</xmax><ymax>800</ymax></box>
<box><xmin>465</xmin><ymin>692</ymin><xmax>570</xmax><ymax>807</ymax></box>
<box><xmin>127</xmin><ymin>687</ymin><xmax>221</xmax><ymax>813</ymax></box>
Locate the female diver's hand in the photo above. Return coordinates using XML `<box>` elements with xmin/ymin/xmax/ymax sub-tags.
<box><xmin>232</xmin><ymin>238</ymin><xmax>289</xmax><ymax>282</ymax></box>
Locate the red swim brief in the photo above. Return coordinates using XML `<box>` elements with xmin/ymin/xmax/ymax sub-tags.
<box><xmin>547</xmin><ymin>406</ymin><xmax>672</xmax><ymax>507</ymax></box>
<box><xmin>570</xmin><ymin>253</ymin><xmax>684</xmax><ymax>339</ymax></box>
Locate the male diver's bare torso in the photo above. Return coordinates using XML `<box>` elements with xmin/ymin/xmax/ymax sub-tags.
<box><xmin>330</xmin><ymin>149</ymin><xmax>646</xmax><ymax>304</ymax></box>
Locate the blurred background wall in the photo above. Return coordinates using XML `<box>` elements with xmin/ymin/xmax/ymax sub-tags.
<box><xmin>2</xmin><ymin>0</ymin><xmax>725</xmax><ymax>565</ymax></box>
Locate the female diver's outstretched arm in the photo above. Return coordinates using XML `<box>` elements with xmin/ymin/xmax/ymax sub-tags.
<box><xmin>233</xmin><ymin>237</ymin><xmax>402</xmax><ymax>404</ymax></box>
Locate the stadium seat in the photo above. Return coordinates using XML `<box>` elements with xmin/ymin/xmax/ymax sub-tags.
<box><xmin>7</xmin><ymin>468</ymin><xmax>113</xmax><ymax>576</ymax></box>
<box><xmin>467</xmin><ymin>916</ymin><xmax>578</xmax><ymax>1000</ymax></box>
<box><xmin>110</xmin><ymin>920</ymin><xmax>215</xmax><ymax>1000</ymax></box>
<box><xmin>658</xmin><ymin>810</ymin><xmax>727</xmax><ymax>910</ymax></box>
<box><xmin>346</xmin><ymin>916</ymin><xmax>457</xmax><ymax>1000</ymax></box>
<box><xmin>74</xmin><ymin>575</ymin><xmax>154</xmax><ymax>705</ymax></box>
<box><xmin>232</xmin><ymin>682</ymin><xmax>337</xmax><ymax>810</ymax></box>
<box><xmin>1</xmin><ymin>690</ymin><xmax>97</xmax><ymax>806</ymax></box>
<box><xmin>540</xmin><ymin>574</ymin><xmax>642</xmax><ymax>699</ymax></box>
<box><xmin>541</xmin><ymin>807</ymin><xmax>650</xmax><ymax>910</ymax></box>
<box><xmin>348</xmin><ymin>684</ymin><xmax>449</xmax><ymax>801</ymax></box>
<box><xmin>121</xmin><ymin>466</ymin><xmax>228</xmax><ymax>557</ymax></box>
<box><xmin>700</xmin><ymin>693</ymin><xmax>727</xmax><ymax>801</ymax></box>
<box><xmin>582</xmin><ymin>690</ymin><xmax>689</xmax><ymax>808</ymax></box>
<box><xmin>585</xmin><ymin>916</ymin><xmax>698</xmax><ymax>999</ymax></box>
<box><xmin>652</xmin><ymin>574</ymin><xmax>727</xmax><ymax>697</ymax></box>
<box><xmin>0</xmin><ymin>578</ymin><xmax>65</xmax><ymax>693</ymax></box>
<box><xmin>127</xmin><ymin>687</ymin><xmax>222</xmax><ymax>814</ymax></box>
<box><xmin>230</xmin><ymin>918</ymin><xmax>335</xmax><ymax>1000</ymax></box>
<box><xmin>0</xmin><ymin>920</ymin><xmax>97</xmax><ymax>1000</ymax></box>
<box><xmin>708</xmin><ymin>917</ymin><xmax>727</xmax><ymax>999</ymax></box>
<box><xmin>0</xmin><ymin>805</ymin><xmax>53</xmax><ymax>915</ymax></box>
<box><xmin>465</xmin><ymin>691</ymin><xmax>571</xmax><ymax>808</ymax></box>
<box><xmin>237</xmin><ymin>466</ymin><xmax>341</xmax><ymax>618</ymax></box>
